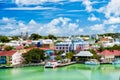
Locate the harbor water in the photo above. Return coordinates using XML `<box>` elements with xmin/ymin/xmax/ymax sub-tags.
<box><xmin>0</xmin><ymin>64</ymin><xmax>120</xmax><ymax>80</ymax></box>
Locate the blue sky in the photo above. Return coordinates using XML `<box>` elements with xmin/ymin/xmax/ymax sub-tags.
<box><xmin>0</xmin><ymin>0</ymin><xmax>120</xmax><ymax>36</ymax></box>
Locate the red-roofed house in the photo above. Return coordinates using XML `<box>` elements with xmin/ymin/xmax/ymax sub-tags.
<box><xmin>113</xmin><ymin>50</ymin><xmax>120</xmax><ymax>56</ymax></box>
<box><xmin>100</xmin><ymin>50</ymin><xmax>120</xmax><ymax>63</ymax></box>
<box><xmin>100</xmin><ymin>50</ymin><xmax>114</xmax><ymax>63</ymax></box>
<box><xmin>0</xmin><ymin>50</ymin><xmax>17</xmax><ymax>65</ymax></box>
<box><xmin>0</xmin><ymin>50</ymin><xmax>24</xmax><ymax>66</ymax></box>
<box><xmin>16</xmin><ymin>46</ymin><xmax>24</xmax><ymax>50</ymax></box>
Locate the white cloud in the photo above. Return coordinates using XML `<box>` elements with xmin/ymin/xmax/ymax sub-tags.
<box><xmin>5</xmin><ymin>6</ymin><xmax>58</xmax><ymax>10</ymax></box>
<box><xmin>0</xmin><ymin>17</ymin><xmax>84</xmax><ymax>36</ymax></box>
<box><xmin>69</xmin><ymin>0</ymin><xmax>82</xmax><ymax>2</ymax></box>
<box><xmin>98</xmin><ymin>0</ymin><xmax>120</xmax><ymax>18</ymax></box>
<box><xmin>107</xmin><ymin>25</ymin><xmax>117</xmax><ymax>33</ymax></box>
<box><xmin>104</xmin><ymin>17</ymin><xmax>120</xmax><ymax>24</ymax></box>
<box><xmin>89</xmin><ymin>24</ymin><xmax>105</xmax><ymax>34</ymax></box>
<box><xmin>90</xmin><ymin>24</ymin><xmax>104</xmax><ymax>31</ymax></box>
<box><xmin>0</xmin><ymin>17</ymin><xmax>16</xmax><ymax>23</ymax></box>
<box><xmin>29</xmin><ymin>20</ymin><xmax>37</xmax><ymax>25</ymax></box>
<box><xmin>2</xmin><ymin>17</ymin><xmax>9</xmax><ymax>22</ymax></box>
<box><xmin>78</xmin><ymin>28</ymin><xmax>84</xmax><ymax>32</ymax></box>
<box><xmin>88</xmin><ymin>14</ymin><xmax>100</xmax><ymax>21</ymax></box>
<box><xmin>15</xmin><ymin>0</ymin><xmax>62</xmax><ymax>6</ymax></box>
<box><xmin>82</xmin><ymin>0</ymin><xmax>93</xmax><ymax>12</ymax></box>
<box><xmin>67</xmin><ymin>10</ymin><xmax>85</xmax><ymax>12</ymax></box>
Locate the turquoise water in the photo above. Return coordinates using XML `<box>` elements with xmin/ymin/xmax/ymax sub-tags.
<box><xmin>0</xmin><ymin>64</ymin><xmax>120</xmax><ymax>80</ymax></box>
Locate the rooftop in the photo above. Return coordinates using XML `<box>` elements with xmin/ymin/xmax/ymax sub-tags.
<box><xmin>0</xmin><ymin>50</ymin><xmax>17</xmax><ymax>56</ymax></box>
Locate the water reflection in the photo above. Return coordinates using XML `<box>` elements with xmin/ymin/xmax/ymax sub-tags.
<box><xmin>63</xmin><ymin>64</ymin><xmax>120</xmax><ymax>80</ymax></box>
<box><xmin>0</xmin><ymin>64</ymin><xmax>120</xmax><ymax>80</ymax></box>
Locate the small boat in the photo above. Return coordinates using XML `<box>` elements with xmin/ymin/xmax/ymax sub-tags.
<box><xmin>44</xmin><ymin>61</ymin><xmax>60</xmax><ymax>68</ymax></box>
<box><xmin>85</xmin><ymin>59</ymin><xmax>100</xmax><ymax>65</ymax></box>
<box><xmin>0</xmin><ymin>66</ymin><xmax>13</xmax><ymax>69</ymax></box>
<box><xmin>112</xmin><ymin>59</ymin><xmax>120</xmax><ymax>64</ymax></box>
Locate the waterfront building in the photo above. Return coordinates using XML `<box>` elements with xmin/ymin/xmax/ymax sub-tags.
<box><xmin>74</xmin><ymin>51</ymin><xmax>93</xmax><ymax>62</ymax></box>
<box><xmin>5</xmin><ymin>40</ymin><xmax>20</xmax><ymax>47</ymax></box>
<box><xmin>0</xmin><ymin>50</ymin><xmax>24</xmax><ymax>66</ymax></box>
<box><xmin>0</xmin><ymin>50</ymin><xmax>17</xmax><ymax>65</ymax></box>
<box><xmin>39</xmin><ymin>39</ymin><xmax>54</xmax><ymax>48</ymax></box>
<box><xmin>99</xmin><ymin>50</ymin><xmax>120</xmax><ymax>63</ymax></box>
<box><xmin>12</xmin><ymin>52</ymin><xmax>23</xmax><ymax>65</ymax></box>
<box><xmin>55</xmin><ymin>38</ymin><xmax>89</xmax><ymax>53</ymax></box>
<box><xmin>98</xmin><ymin>36</ymin><xmax>115</xmax><ymax>47</ymax></box>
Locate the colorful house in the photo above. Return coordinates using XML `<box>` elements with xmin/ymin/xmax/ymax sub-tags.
<box><xmin>0</xmin><ymin>50</ymin><xmax>23</xmax><ymax>66</ymax></box>
<box><xmin>55</xmin><ymin>38</ymin><xmax>89</xmax><ymax>53</ymax></box>
<box><xmin>39</xmin><ymin>39</ymin><xmax>54</xmax><ymax>48</ymax></box>
<box><xmin>100</xmin><ymin>50</ymin><xmax>120</xmax><ymax>63</ymax></box>
<box><xmin>0</xmin><ymin>50</ymin><xmax>17</xmax><ymax>65</ymax></box>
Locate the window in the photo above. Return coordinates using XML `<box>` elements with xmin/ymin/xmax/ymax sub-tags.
<box><xmin>59</xmin><ymin>47</ymin><xmax>61</xmax><ymax>49</ymax></box>
<box><xmin>56</xmin><ymin>47</ymin><xmax>58</xmax><ymax>49</ymax></box>
<box><xmin>66</xmin><ymin>47</ymin><xmax>68</xmax><ymax>49</ymax></box>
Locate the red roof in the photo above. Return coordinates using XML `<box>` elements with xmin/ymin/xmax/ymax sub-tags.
<box><xmin>100</xmin><ymin>50</ymin><xmax>120</xmax><ymax>56</ymax></box>
<box><xmin>16</xmin><ymin>46</ymin><xmax>24</xmax><ymax>50</ymax></box>
<box><xmin>27</xmin><ymin>40</ymin><xmax>32</xmax><ymax>42</ymax></box>
<box><xmin>39</xmin><ymin>48</ymin><xmax>54</xmax><ymax>50</ymax></box>
<box><xmin>113</xmin><ymin>50</ymin><xmax>120</xmax><ymax>56</ymax></box>
<box><xmin>100</xmin><ymin>50</ymin><xmax>113</xmax><ymax>56</ymax></box>
<box><xmin>0</xmin><ymin>50</ymin><xmax>17</xmax><ymax>56</ymax></box>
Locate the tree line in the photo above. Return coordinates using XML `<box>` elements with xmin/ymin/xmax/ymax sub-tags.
<box><xmin>0</xmin><ymin>34</ymin><xmax>57</xmax><ymax>43</ymax></box>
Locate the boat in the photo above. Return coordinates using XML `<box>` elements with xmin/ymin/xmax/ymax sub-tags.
<box><xmin>112</xmin><ymin>59</ymin><xmax>120</xmax><ymax>64</ymax></box>
<box><xmin>44</xmin><ymin>61</ymin><xmax>60</xmax><ymax>68</ymax></box>
<box><xmin>85</xmin><ymin>59</ymin><xmax>100</xmax><ymax>65</ymax></box>
<box><xmin>0</xmin><ymin>66</ymin><xmax>13</xmax><ymax>69</ymax></box>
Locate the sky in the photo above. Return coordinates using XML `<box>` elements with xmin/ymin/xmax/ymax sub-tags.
<box><xmin>0</xmin><ymin>0</ymin><xmax>120</xmax><ymax>36</ymax></box>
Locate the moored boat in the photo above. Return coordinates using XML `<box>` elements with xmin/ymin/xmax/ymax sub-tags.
<box><xmin>112</xmin><ymin>59</ymin><xmax>120</xmax><ymax>64</ymax></box>
<box><xmin>85</xmin><ymin>59</ymin><xmax>100</xmax><ymax>65</ymax></box>
<box><xmin>0</xmin><ymin>66</ymin><xmax>13</xmax><ymax>69</ymax></box>
<box><xmin>44</xmin><ymin>61</ymin><xmax>60</xmax><ymax>68</ymax></box>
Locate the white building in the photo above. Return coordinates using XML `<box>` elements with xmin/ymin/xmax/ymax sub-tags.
<box><xmin>5</xmin><ymin>40</ymin><xmax>20</xmax><ymax>47</ymax></box>
<box><xmin>55</xmin><ymin>38</ymin><xmax>89</xmax><ymax>53</ymax></box>
<box><xmin>12</xmin><ymin>52</ymin><xmax>23</xmax><ymax>65</ymax></box>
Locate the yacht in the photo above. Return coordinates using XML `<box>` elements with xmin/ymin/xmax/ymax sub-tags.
<box><xmin>85</xmin><ymin>59</ymin><xmax>100</xmax><ymax>65</ymax></box>
<box><xmin>112</xmin><ymin>59</ymin><xmax>120</xmax><ymax>64</ymax></box>
<box><xmin>44</xmin><ymin>61</ymin><xmax>60</xmax><ymax>68</ymax></box>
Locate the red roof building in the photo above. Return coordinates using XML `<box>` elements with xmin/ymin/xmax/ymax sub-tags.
<box><xmin>113</xmin><ymin>50</ymin><xmax>120</xmax><ymax>56</ymax></box>
<box><xmin>100</xmin><ymin>50</ymin><xmax>120</xmax><ymax>56</ymax></box>
<box><xmin>0</xmin><ymin>50</ymin><xmax>17</xmax><ymax>56</ymax></box>
<box><xmin>16</xmin><ymin>46</ymin><xmax>24</xmax><ymax>50</ymax></box>
<box><xmin>100</xmin><ymin>50</ymin><xmax>113</xmax><ymax>56</ymax></box>
<box><xmin>39</xmin><ymin>47</ymin><xmax>54</xmax><ymax>51</ymax></box>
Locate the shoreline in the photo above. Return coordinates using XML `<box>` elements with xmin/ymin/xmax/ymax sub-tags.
<box><xmin>0</xmin><ymin>62</ymin><xmax>117</xmax><ymax>69</ymax></box>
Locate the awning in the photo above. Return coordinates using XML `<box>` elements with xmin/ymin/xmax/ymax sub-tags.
<box><xmin>74</xmin><ymin>51</ymin><xmax>93</xmax><ymax>57</ymax></box>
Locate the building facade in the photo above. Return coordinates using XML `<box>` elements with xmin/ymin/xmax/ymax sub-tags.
<box><xmin>55</xmin><ymin>38</ymin><xmax>89</xmax><ymax>53</ymax></box>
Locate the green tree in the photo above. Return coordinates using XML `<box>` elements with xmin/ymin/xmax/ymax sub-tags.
<box><xmin>54</xmin><ymin>50</ymin><xmax>63</xmax><ymax>61</ymax></box>
<box><xmin>43</xmin><ymin>36</ymin><xmax>48</xmax><ymax>39</ymax></box>
<box><xmin>5</xmin><ymin>46</ymin><xmax>14</xmax><ymax>51</ymax></box>
<box><xmin>0</xmin><ymin>44</ymin><xmax>5</xmax><ymax>47</ymax></box>
<box><xmin>112</xmin><ymin>45</ymin><xmax>120</xmax><ymax>50</ymax></box>
<box><xmin>23</xmin><ymin>48</ymin><xmax>45</xmax><ymax>64</ymax></box>
<box><xmin>55</xmin><ymin>55</ymin><xmax>62</xmax><ymax>60</ymax></box>
<box><xmin>98</xmin><ymin>46</ymin><xmax>104</xmax><ymax>52</ymax></box>
<box><xmin>48</xmin><ymin>34</ymin><xmax>57</xmax><ymax>40</ymax></box>
<box><xmin>66</xmin><ymin>52</ymin><xmax>74</xmax><ymax>62</ymax></box>
<box><xmin>55</xmin><ymin>50</ymin><xmax>64</xmax><ymax>55</ymax></box>
<box><xmin>11</xmin><ymin>36</ymin><xmax>20</xmax><ymax>40</ymax></box>
<box><xmin>54</xmin><ymin>40</ymin><xmax>63</xmax><ymax>44</ymax></box>
<box><xmin>29</xmin><ymin>33</ymin><xmax>42</xmax><ymax>40</ymax></box>
<box><xmin>0</xmin><ymin>36</ymin><xmax>10</xmax><ymax>43</ymax></box>
<box><xmin>88</xmin><ymin>49</ymin><xmax>99</xmax><ymax>59</ymax></box>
